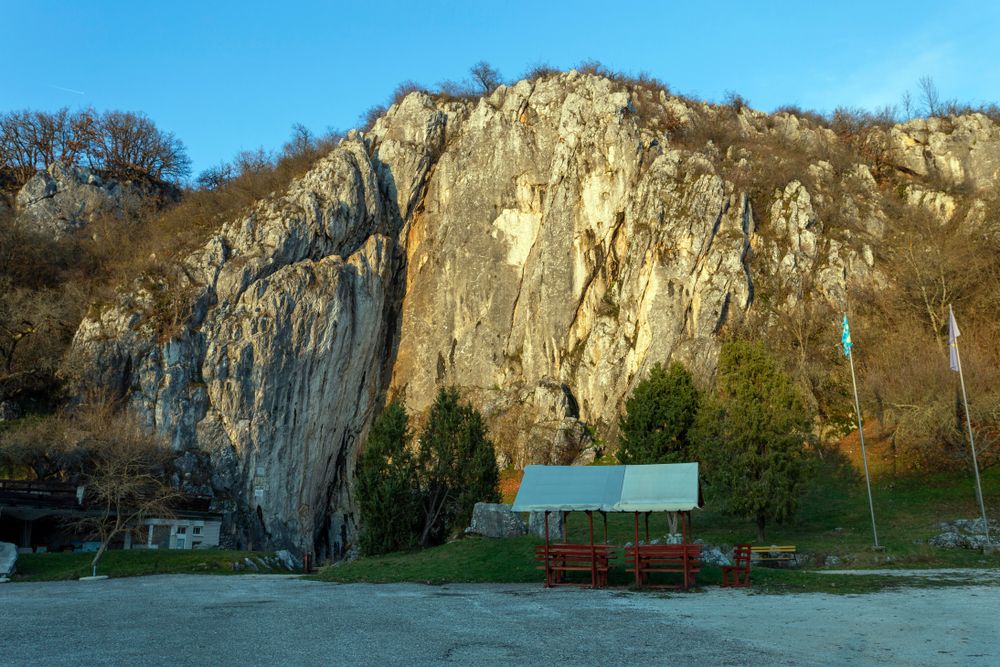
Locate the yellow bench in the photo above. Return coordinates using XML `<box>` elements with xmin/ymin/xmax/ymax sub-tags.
<box><xmin>750</xmin><ymin>545</ymin><xmax>797</xmax><ymax>565</ymax></box>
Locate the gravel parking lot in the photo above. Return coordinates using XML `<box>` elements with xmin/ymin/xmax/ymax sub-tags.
<box><xmin>2</xmin><ymin>574</ymin><xmax>998</xmax><ymax>666</ymax></box>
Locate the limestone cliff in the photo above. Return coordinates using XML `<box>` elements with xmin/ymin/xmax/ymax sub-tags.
<box><xmin>66</xmin><ymin>72</ymin><xmax>1000</xmax><ymax>556</ymax></box>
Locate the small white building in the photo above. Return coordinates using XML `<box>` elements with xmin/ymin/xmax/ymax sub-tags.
<box><xmin>139</xmin><ymin>516</ymin><xmax>222</xmax><ymax>550</ymax></box>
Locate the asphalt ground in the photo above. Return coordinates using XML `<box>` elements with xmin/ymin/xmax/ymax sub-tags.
<box><xmin>1</xmin><ymin>574</ymin><xmax>998</xmax><ymax>666</ymax></box>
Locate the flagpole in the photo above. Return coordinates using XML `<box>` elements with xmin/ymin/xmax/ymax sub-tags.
<box><xmin>847</xmin><ymin>346</ymin><xmax>880</xmax><ymax>548</ymax></box>
<box><xmin>952</xmin><ymin>337</ymin><xmax>991</xmax><ymax>545</ymax></box>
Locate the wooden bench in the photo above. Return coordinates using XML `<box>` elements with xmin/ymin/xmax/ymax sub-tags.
<box><xmin>625</xmin><ymin>543</ymin><xmax>702</xmax><ymax>590</ymax></box>
<box><xmin>750</xmin><ymin>545</ymin><xmax>797</xmax><ymax>566</ymax></box>
<box><xmin>721</xmin><ymin>544</ymin><xmax>752</xmax><ymax>587</ymax></box>
<box><xmin>534</xmin><ymin>543</ymin><xmax>615</xmax><ymax>588</ymax></box>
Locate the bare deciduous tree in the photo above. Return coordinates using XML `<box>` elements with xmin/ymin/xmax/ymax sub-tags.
<box><xmin>282</xmin><ymin>123</ymin><xmax>315</xmax><ymax>158</ymax></box>
<box><xmin>918</xmin><ymin>75</ymin><xmax>941</xmax><ymax>117</ymax></box>
<box><xmin>0</xmin><ymin>107</ymin><xmax>190</xmax><ymax>189</ymax></box>
<box><xmin>470</xmin><ymin>61</ymin><xmax>503</xmax><ymax>94</ymax></box>
<box><xmin>901</xmin><ymin>90</ymin><xmax>915</xmax><ymax>120</ymax></box>
<box><xmin>68</xmin><ymin>405</ymin><xmax>181</xmax><ymax>574</ymax></box>
<box><xmin>195</xmin><ymin>163</ymin><xmax>235</xmax><ymax>190</ymax></box>
<box><xmin>88</xmin><ymin>110</ymin><xmax>191</xmax><ymax>182</ymax></box>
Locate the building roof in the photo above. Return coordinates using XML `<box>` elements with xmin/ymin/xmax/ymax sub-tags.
<box><xmin>511</xmin><ymin>463</ymin><xmax>701</xmax><ymax>513</ymax></box>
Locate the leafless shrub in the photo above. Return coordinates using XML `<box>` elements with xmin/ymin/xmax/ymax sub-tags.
<box><xmin>435</xmin><ymin>79</ymin><xmax>478</xmax><ymax>100</ymax></box>
<box><xmin>360</xmin><ymin>104</ymin><xmax>387</xmax><ymax>133</ymax></box>
<box><xmin>576</xmin><ymin>59</ymin><xmax>611</xmax><ymax>77</ymax></box>
<box><xmin>772</xmin><ymin>105</ymin><xmax>829</xmax><ymax>127</ymax></box>
<box><xmin>522</xmin><ymin>62</ymin><xmax>560</xmax><ymax>82</ymax></box>
<box><xmin>724</xmin><ymin>91</ymin><xmax>749</xmax><ymax>113</ymax></box>
<box><xmin>390</xmin><ymin>80</ymin><xmax>427</xmax><ymax>106</ymax></box>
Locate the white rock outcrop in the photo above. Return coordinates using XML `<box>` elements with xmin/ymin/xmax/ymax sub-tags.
<box><xmin>890</xmin><ymin>114</ymin><xmax>1000</xmax><ymax>190</ymax></box>
<box><xmin>16</xmin><ymin>163</ymin><xmax>174</xmax><ymax>236</ymax></box>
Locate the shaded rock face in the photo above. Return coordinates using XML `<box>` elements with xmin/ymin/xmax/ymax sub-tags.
<box><xmin>69</xmin><ymin>140</ymin><xmax>423</xmax><ymax>558</ymax></box>
<box><xmin>66</xmin><ymin>73</ymin><xmax>1000</xmax><ymax>556</ymax></box>
<box><xmin>15</xmin><ymin>163</ymin><xmax>175</xmax><ymax>236</ymax></box>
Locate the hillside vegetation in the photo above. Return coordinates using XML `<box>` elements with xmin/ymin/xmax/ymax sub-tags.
<box><xmin>3</xmin><ymin>63</ymin><xmax>1000</xmax><ymax>556</ymax></box>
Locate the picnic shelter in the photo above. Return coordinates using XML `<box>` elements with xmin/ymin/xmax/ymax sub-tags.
<box><xmin>512</xmin><ymin>463</ymin><xmax>703</xmax><ymax>589</ymax></box>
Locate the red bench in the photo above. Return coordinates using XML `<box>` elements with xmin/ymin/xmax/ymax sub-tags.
<box><xmin>534</xmin><ymin>543</ymin><xmax>615</xmax><ymax>588</ymax></box>
<box><xmin>625</xmin><ymin>543</ymin><xmax>702</xmax><ymax>590</ymax></box>
<box><xmin>721</xmin><ymin>543</ymin><xmax>752</xmax><ymax>588</ymax></box>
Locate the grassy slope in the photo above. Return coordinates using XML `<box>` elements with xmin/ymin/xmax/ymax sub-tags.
<box><xmin>318</xmin><ymin>462</ymin><xmax>1000</xmax><ymax>592</ymax></box>
<box><xmin>13</xmin><ymin>549</ymin><xmax>291</xmax><ymax>582</ymax></box>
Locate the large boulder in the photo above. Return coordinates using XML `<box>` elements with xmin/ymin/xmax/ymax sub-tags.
<box><xmin>0</xmin><ymin>541</ymin><xmax>17</xmax><ymax>580</ymax></box>
<box><xmin>465</xmin><ymin>503</ymin><xmax>527</xmax><ymax>538</ymax></box>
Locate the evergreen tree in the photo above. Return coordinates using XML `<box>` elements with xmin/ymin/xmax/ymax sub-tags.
<box><xmin>692</xmin><ymin>340</ymin><xmax>812</xmax><ymax>542</ymax></box>
<box><xmin>355</xmin><ymin>401</ymin><xmax>420</xmax><ymax>556</ymax></box>
<box><xmin>616</xmin><ymin>362</ymin><xmax>700</xmax><ymax>464</ymax></box>
<box><xmin>417</xmin><ymin>387</ymin><xmax>500</xmax><ymax>547</ymax></box>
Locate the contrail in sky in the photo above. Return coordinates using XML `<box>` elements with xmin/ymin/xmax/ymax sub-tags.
<box><xmin>45</xmin><ymin>84</ymin><xmax>85</xmax><ymax>95</ymax></box>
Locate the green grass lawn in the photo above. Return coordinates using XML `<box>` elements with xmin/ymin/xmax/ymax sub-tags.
<box><xmin>318</xmin><ymin>460</ymin><xmax>1000</xmax><ymax>592</ymax></box>
<box><xmin>552</xmin><ymin>459</ymin><xmax>1000</xmax><ymax>568</ymax></box>
<box><xmin>13</xmin><ymin>549</ymin><xmax>292</xmax><ymax>582</ymax></box>
<box><xmin>316</xmin><ymin>536</ymin><xmax>996</xmax><ymax>594</ymax></box>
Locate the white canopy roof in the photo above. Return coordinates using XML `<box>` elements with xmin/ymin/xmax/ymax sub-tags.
<box><xmin>511</xmin><ymin>463</ymin><xmax>701</xmax><ymax>513</ymax></box>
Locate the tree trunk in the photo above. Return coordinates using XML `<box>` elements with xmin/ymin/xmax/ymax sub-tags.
<box><xmin>419</xmin><ymin>517</ymin><xmax>434</xmax><ymax>548</ymax></box>
<box><xmin>756</xmin><ymin>515</ymin><xmax>766</xmax><ymax>543</ymax></box>
<box><xmin>91</xmin><ymin>538</ymin><xmax>110</xmax><ymax>572</ymax></box>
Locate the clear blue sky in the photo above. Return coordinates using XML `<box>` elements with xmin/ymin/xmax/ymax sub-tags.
<box><xmin>4</xmin><ymin>1</ymin><xmax>998</xmax><ymax>178</ymax></box>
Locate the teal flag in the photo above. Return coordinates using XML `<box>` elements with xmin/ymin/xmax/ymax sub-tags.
<box><xmin>842</xmin><ymin>314</ymin><xmax>853</xmax><ymax>357</ymax></box>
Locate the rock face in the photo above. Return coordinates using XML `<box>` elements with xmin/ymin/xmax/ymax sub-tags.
<box><xmin>15</xmin><ymin>163</ymin><xmax>175</xmax><ymax>236</ymax></box>
<box><xmin>385</xmin><ymin>79</ymin><xmax>759</xmax><ymax>466</ymax></box>
<box><xmin>465</xmin><ymin>502</ymin><xmax>527</xmax><ymax>538</ymax></box>
<box><xmin>890</xmin><ymin>114</ymin><xmax>1000</xmax><ymax>190</ymax></box>
<box><xmin>65</xmin><ymin>72</ymin><xmax>1000</xmax><ymax>557</ymax></box>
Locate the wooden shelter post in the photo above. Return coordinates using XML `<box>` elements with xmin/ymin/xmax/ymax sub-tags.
<box><xmin>633</xmin><ymin>511</ymin><xmax>640</xmax><ymax>588</ymax></box>
<box><xmin>544</xmin><ymin>511</ymin><xmax>551</xmax><ymax>587</ymax></box>
<box><xmin>587</xmin><ymin>511</ymin><xmax>596</xmax><ymax>588</ymax></box>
